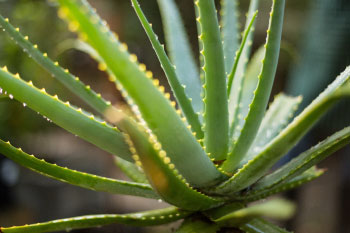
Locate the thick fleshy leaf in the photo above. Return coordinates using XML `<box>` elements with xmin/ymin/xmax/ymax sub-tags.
<box><xmin>204</xmin><ymin>202</ymin><xmax>245</xmax><ymax>221</ymax></box>
<box><xmin>223</xmin><ymin>0</ymin><xmax>286</xmax><ymax>172</ymax></box>
<box><xmin>235</xmin><ymin>167</ymin><xmax>324</xmax><ymax>202</ymax></box>
<box><xmin>118</xmin><ymin>117</ymin><xmax>224</xmax><ymax>211</ymax></box>
<box><xmin>131</xmin><ymin>0</ymin><xmax>203</xmax><ymax>140</ymax></box>
<box><xmin>239</xmin><ymin>218</ymin><xmax>292</xmax><ymax>233</ymax></box>
<box><xmin>221</xmin><ymin>0</ymin><xmax>240</xmax><ymax>74</ymax></box>
<box><xmin>240</xmin><ymin>93</ymin><xmax>302</xmax><ymax>166</ymax></box>
<box><xmin>253</xmin><ymin>127</ymin><xmax>350</xmax><ymax>190</ymax></box>
<box><xmin>215</xmin><ymin>66</ymin><xmax>350</xmax><ymax>194</ymax></box>
<box><xmin>114</xmin><ymin>157</ymin><xmax>148</xmax><ymax>183</ymax></box>
<box><xmin>214</xmin><ymin>199</ymin><xmax>295</xmax><ymax>226</ymax></box>
<box><xmin>0</xmin><ymin>140</ymin><xmax>157</xmax><ymax>199</ymax></box>
<box><xmin>1</xmin><ymin>207</ymin><xmax>190</xmax><ymax>233</ymax></box>
<box><xmin>228</xmin><ymin>0</ymin><xmax>259</xmax><ymax>127</ymax></box>
<box><xmin>56</xmin><ymin>0</ymin><xmax>226</xmax><ymax>187</ymax></box>
<box><xmin>0</xmin><ymin>67</ymin><xmax>132</xmax><ymax>161</ymax></box>
<box><xmin>227</xmin><ymin>10</ymin><xmax>258</xmax><ymax>95</ymax></box>
<box><xmin>157</xmin><ymin>0</ymin><xmax>203</xmax><ymax>116</ymax></box>
<box><xmin>196</xmin><ymin>0</ymin><xmax>229</xmax><ymax>160</ymax></box>
<box><xmin>175</xmin><ymin>217</ymin><xmax>221</xmax><ymax>233</ymax></box>
<box><xmin>229</xmin><ymin>46</ymin><xmax>264</xmax><ymax>144</ymax></box>
<box><xmin>0</xmin><ymin>15</ymin><xmax>112</xmax><ymax>116</ymax></box>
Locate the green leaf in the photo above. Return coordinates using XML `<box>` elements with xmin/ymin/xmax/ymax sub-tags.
<box><xmin>253</xmin><ymin>127</ymin><xmax>350</xmax><ymax>190</ymax></box>
<box><xmin>227</xmin><ymin>10</ymin><xmax>258</xmax><ymax>95</ymax></box>
<box><xmin>240</xmin><ymin>93</ymin><xmax>302</xmax><ymax>166</ymax></box>
<box><xmin>114</xmin><ymin>157</ymin><xmax>148</xmax><ymax>183</ymax></box>
<box><xmin>0</xmin><ymin>139</ymin><xmax>157</xmax><ymax>199</ymax></box>
<box><xmin>1</xmin><ymin>207</ymin><xmax>190</xmax><ymax>233</ymax></box>
<box><xmin>196</xmin><ymin>0</ymin><xmax>229</xmax><ymax>160</ymax></box>
<box><xmin>118</xmin><ymin>117</ymin><xmax>224</xmax><ymax>211</ymax></box>
<box><xmin>56</xmin><ymin>0</ymin><xmax>226</xmax><ymax>188</ymax></box>
<box><xmin>236</xmin><ymin>167</ymin><xmax>324</xmax><ymax>202</ymax></box>
<box><xmin>239</xmin><ymin>218</ymin><xmax>292</xmax><ymax>233</ymax></box>
<box><xmin>0</xmin><ymin>15</ymin><xmax>111</xmax><ymax>116</ymax></box>
<box><xmin>204</xmin><ymin>202</ymin><xmax>245</xmax><ymax>221</ymax></box>
<box><xmin>0</xmin><ymin>67</ymin><xmax>132</xmax><ymax>161</ymax></box>
<box><xmin>228</xmin><ymin>0</ymin><xmax>259</xmax><ymax>129</ymax></box>
<box><xmin>175</xmin><ymin>217</ymin><xmax>221</xmax><ymax>233</ymax></box>
<box><xmin>131</xmin><ymin>0</ymin><xmax>203</xmax><ymax>140</ymax></box>
<box><xmin>223</xmin><ymin>0</ymin><xmax>286</xmax><ymax>172</ymax></box>
<box><xmin>229</xmin><ymin>46</ymin><xmax>264</xmax><ymax>144</ymax></box>
<box><xmin>216</xmin><ymin>66</ymin><xmax>350</xmax><ymax>193</ymax></box>
<box><xmin>157</xmin><ymin>0</ymin><xmax>203</xmax><ymax>116</ymax></box>
<box><xmin>221</xmin><ymin>0</ymin><xmax>240</xmax><ymax>74</ymax></box>
<box><xmin>215</xmin><ymin>198</ymin><xmax>295</xmax><ymax>226</ymax></box>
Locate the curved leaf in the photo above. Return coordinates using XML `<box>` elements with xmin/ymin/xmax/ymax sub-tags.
<box><xmin>131</xmin><ymin>0</ymin><xmax>203</xmax><ymax>140</ymax></box>
<box><xmin>118</xmin><ymin>117</ymin><xmax>224</xmax><ymax>211</ymax></box>
<box><xmin>236</xmin><ymin>167</ymin><xmax>324</xmax><ymax>202</ymax></box>
<box><xmin>1</xmin><ymin>207</ymin><xmax>190</xmax><ymax>233</ymax></box>
<box><xmin>56</xmin><ymin>0</ymin><xmax>226</xmax><ymax>188</ymax></box>
<box><xmin>227</xmin><ymin>10</ymin><xmax>258</xmax><ymax>95</ymax></box>
<box><xmin>253</xmin><ymin>127</ymin><xmax>350</xmax><ymax>190</ymax></box>
<box><xmin>215</xmin><ymin>199</ymin><xmax>295</xmax><ymax>227</ymax></box>
<box><xmin>0</xmin><ymin>68</ymin><xmax>132</xmax><ymax>161</ymax></box>
<box><xmin>0</xmin><ymin>140</ymin><xmax>157</xmax><ymax>199</ymax></box>
<box><xmin>216</xmin><ymin>66</ymin><xmax>350</xmax><ymax>193</ymax></box>
<box><xmin>239</xmin><ymin>218</ymin><xmax>292</xmax><ymax>233</ymax></box>
<box><xmin>228</xmin><ymin>0</ymin><xmax>259</xmax><ymax>127</ymax></box>
<box><xmin>229</xmin><ymin>46</ymin><xmax>264</xmax><ymax>143</ymax></box>
<box><xmin>240</xmin><ymin>93</ymin><xmax>302</xmax><ymax>166</ymax></box>
<box><xmin>223</xmin><ymin>0</ymin><xmax>286</xmax><ymax>172</ymax></box>
<box><xmin>0</xmin><ymin>15</ymin><xmax>112</xmax><ymax>116</ymax></box>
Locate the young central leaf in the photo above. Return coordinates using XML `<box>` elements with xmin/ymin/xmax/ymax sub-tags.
<box><xmin>196</xmin><ymin>0</ymin><xmax>229</xmax><ymax>160</ymax></box>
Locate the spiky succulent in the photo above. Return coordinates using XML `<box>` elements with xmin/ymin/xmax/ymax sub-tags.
<box><xmin>0</xmin><ymin>0</ymin><xmax>349</xmax><ymax>232</ymax></box>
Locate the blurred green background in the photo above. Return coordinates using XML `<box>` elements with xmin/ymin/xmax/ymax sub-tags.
<box><xmin>0</xmin><ymin>0</ymin><xmax>349</xmax><ymax>232</ymax></box>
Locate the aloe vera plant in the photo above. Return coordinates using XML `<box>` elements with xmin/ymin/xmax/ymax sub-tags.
<box><xmin>0</xmin><ymin>0</ymin><xmax>349</xmax><ymax>232</ymax></box>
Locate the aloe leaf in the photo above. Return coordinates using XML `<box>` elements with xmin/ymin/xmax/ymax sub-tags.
<box><xmin>227</xmin><ymin>10</ymin><xmax>258</xmax><ymax>95</ymax></box>
<box><xmin>56</xmin><ymin>0</ymin><xmax>226</xmax><ymax>188</ymax></box>
<box><xmin>240</xmin><ymin>93</ymin><xmax>302</xmax><ymax>166</ymax></box>
<box><xmin>204</xmin><ymin>202</ymin><xmax>245</xmax><ymax>221</ymax></box>
<box><xmin>228</xmin><ymin>0</ymin><xmax>259</xmax><ymax>126</ymax></box>
<box><xmin>157</xmin><ymin>0</ymin><xmax>203</xmax><ymax>116</ymax></box>
<box><xmin>222</xmin><ymin>0</ymin><xmax>286</xmax><ymax>172</ymax></box>
<box><xmin>216</xmin><ymin>66</ymin><xmax>350</xmax><ymax>193</ymax></box>
<box><xmin>230</xmin><ymin>46</ymin><xmax>264</xmax><ymax>143</ymax></box>
<box><xmin>253</xmin><ymin>127</ymin><xmax>350</xmax><ymax>190</ymax></box>
<box><xmin>239</xmin><ymin>218</ymin><xmax>292</xmax><ymax>233</ymax></box>
<box><xmin>236</xmin><ymin>166</ymin><xmax>324</xmax><ymax>202</ymax></box>
<box><xmin>0</xmin><ymin>68</ymin><xmax>133</xmax><ymax>161</ymax></box>
<box><xmin>0</xmin><ymin>140</ymin><xmax>157</xmax><ymax>199</ymax></box>
<box><xmin>118</xmin><ymin>117</ymin><xmax>224</xmax><ymax>211</ymax></box>
<box><xmin>215</xmin><ymin>199</ymin><xmax>295</xmax><ymax>226</ymax></box>
<box><xmin>131</xmin><ymin>0</ymin><xmax>203</xmax><ymax>140</ymax></box>
<box><xmin>175</xmin><ymin>217</ymin><xmax>221</xmax><ymax>233</ymax></box>
<box><xmin>114</xmin><ymin>157</ymin><xmax>148</xmax><ymax>183</ymax></box>
<box><xmin>194</xmin><ymin>2</ymin><xmax>204</xmax><ymax>83</ymax></box>
<box><xmin>0</xmin><ymin>207</ymin><xmax>190</xmax><ymax>233</ymax></box>
<box><xmin>221</xmin><ymin>0</ymin><xmax>240</xmax><ymax>74</ymax></box>
<box><xmin>0</xmin><ymin>15</ymin><xmax>111</xmax><ymax>116</ymax></box>
<box><xmin>196</xmin><ymin>0</ymin><xmax>229</xmax><ymax>160</ymax></box>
